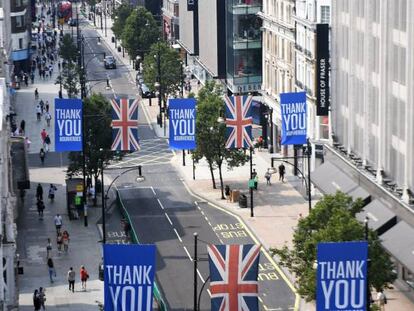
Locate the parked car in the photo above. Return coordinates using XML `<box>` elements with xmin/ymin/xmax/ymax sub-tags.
<box><xmin>140</xmin><ymin>83</ymin><xmax>154</xmax><ymax>98</ymax></box>
<box><xmin>104</xmin><ymin>56</ymin><xmax>116</xmax><ymax>69</ymax></box>
<box><xmin>135</xmin><ymin>73</ymin><xmax>144</xmax><ymax>86</ymax></box>
<box><xmin>68</xmin><ymin>18</ymin><xmax>79</xmax><ymax>27</ymax></box>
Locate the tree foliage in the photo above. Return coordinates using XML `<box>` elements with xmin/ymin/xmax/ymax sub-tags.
<box><xmin>194</xmin><ymin>81</ymin><xmax>248</xmax><ymax>197</ymax></box>
<box><xmin>121</xmin><ymin>7</ymin><xmax>159</xmax><ymax>60</ymax></box>
<box><xmin>271</xmin><ymin>192</ymin><xmax>396</xmax><ymax>301</ymax></box>
<box><xmin>59</xmin><ymin>34</ymin><xmax>78</xmax><ymax>63</ymax></box>
<box><xmin>67</xmin><ymin>94</ymin><xmax>114</xmax><ymax>184</ymax></box>
<box><xmin>111</xmin><ymin>4</ymin><xmax>132</xmax><ymax>38</ymax></box>
<box><xmin>142</xmin><ymin>41</ymin><xmax>182</xmax><ymax>99</ymax></box>
<box><xmin>60</xmin><ymin>62</ymin><xmax>79</xmax><ymax>98</ymax></box>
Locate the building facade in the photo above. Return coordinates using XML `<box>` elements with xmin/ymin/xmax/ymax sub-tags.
<box><xmin>331</xmin><ymin>0</ymin><xmax>413</xmax><ymax>201</ymax></box>
<box><xmin>259</xmin><ymin>0</ymin><xmax>295</xmax><ymax>153</ymax></box>
<box><xmin>162</xmin><ymin>0</ymin><xmax>179</xmax><ymax>44</ymax></box>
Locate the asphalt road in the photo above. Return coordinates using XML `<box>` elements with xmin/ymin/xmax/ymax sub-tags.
<box><xmin>81</xmin><ymin>22</ymin><xmax>296</xmax><ymax>311</ymax></box>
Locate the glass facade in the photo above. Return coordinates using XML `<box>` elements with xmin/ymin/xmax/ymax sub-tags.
<box><xmin>226</xmin><ymin>0</ymin><xmax>262</xmax><ymax>94</ymax></box>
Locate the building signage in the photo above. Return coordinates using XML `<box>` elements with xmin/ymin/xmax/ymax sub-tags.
<box><xmin>317</xmin><ymin>241</ymin><xmax>368</xmax><ymax>311</ymax></box>
<box><xmin>104</xmin><ymin>244</ymin><xmax>156</xmax><ymax>311</ymax></box>
<box><xmin>280</xmin><ymin>92</ymin><xmax>307</xmax><ymax>145</ymax></box>
<box><xmin>169</xmin><ymin>98</ymin><xmax>197</xmax><ymax>150</ymax></box>
<box><xmin>316</xmin><ymin>24</ymin><xmax>330</xmax><ymax>116</ymax></box>
<box><xmin>54</xmin><ymin>98</ymin><xmax>83</xmax><ymax>151</ymax></box>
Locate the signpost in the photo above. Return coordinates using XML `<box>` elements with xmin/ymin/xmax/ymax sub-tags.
<box><xmin>280</xmin><ymin>92</ymin><xmax>307</xmax><ymax>145</ymax></box>
<box><xmin>169</xmin><ymin>98</ymin><xmax>197</xmax><ymax>150</ymax></box>
<box><xmin>317</xmin><ymin>241</ymin><xmax>368</xmax><ymax>311</ymax></box>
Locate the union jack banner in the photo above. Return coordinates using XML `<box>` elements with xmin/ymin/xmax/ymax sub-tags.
<box><xmin>224</xmin><ymin>95</ymin><xmax>254</xmax><ymax>149</ymax></box>
<box><xmin>111</xmin><ymin>98</ymin><xmax>139</xmax><ymax>151</ymax></box>
<box><xmin>208</xmin><ymin>244</ymin><xmax>261</xmax><ymax>311</ymax></box>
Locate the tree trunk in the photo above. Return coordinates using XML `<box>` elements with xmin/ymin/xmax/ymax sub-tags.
<box><xmin>208</xmin><ymin>160</ymin><xmax>216</xmax><ymax>189</ymax></box>
<box><xmin>218</xmin><ymin>161</ymin><xmax>225</xmax><ymax>199</ymax></box>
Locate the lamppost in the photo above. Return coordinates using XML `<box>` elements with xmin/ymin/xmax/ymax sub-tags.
<box><xmin>364</xmin><ymin>216</ymin><xmax>371</xmax><ymax>310</ymax></box>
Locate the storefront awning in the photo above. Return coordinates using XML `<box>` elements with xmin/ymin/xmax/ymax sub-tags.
<box><xmin>356</xmin><ymin>200</ymin><xmax>397</xmax><ymax>235</ymax></box>
<box><xmin>381</xmin><ymin>221</ymin><xmax>414</xmax><ymax>273</ymax></box>
<box><xmin>312</xmin><ymin>161</ymin><xmax>371</xmax><ymax>204</ymax></box>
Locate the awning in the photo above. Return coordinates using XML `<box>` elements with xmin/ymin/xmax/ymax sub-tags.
<box><xmin>312</xmin><ymin>161</ymin><xmax>371</xmax><ymax>204</ymax></box>
<box><xmin>12</xmin><ymin>49</ymin><xmax>29</xmax><ymax>61</ymax></box>
<box><xmin>356</xmin><ymin>200</ymin><xmax>397</xmax><ymax>235</ymax></box>
<box><xmin>381</xmin><ymin>221</ymin><xmax>414</xmax><ymax>273</ymax></box>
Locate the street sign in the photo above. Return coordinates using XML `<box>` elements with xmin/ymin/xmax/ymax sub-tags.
<box><xmin>280</xmin><ymin>92</ymin><xmax>307</xmax><ymax>145</ymax></box>
<box><xmin>169</xmin><ymin>98</ymin><xmax>197</xmax><ymax>150</ymax></box>
<box><xmin>248</xmin><ymin>179</ymin><xmax>255</xmax><ymax>188</ymax></box>
<box><xmin>317</xmin><ymin>241</ymin><xmax>368</xmax><ymax>311</ymax></box>
<box><xmin>54</xmin><ymin>98</ymin><xmax>83</xmax><ymax>151</ymax></box>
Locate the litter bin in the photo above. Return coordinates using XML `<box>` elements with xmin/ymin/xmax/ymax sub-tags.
<box><xmin>239</xmin><ymin>194</ymin><xmax>247</xmax><ymax>208</ymax></box>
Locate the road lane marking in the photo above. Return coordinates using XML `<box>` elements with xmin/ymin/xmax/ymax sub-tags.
<box><xmin>151</xmin><ymin>186</ymin><xmax>156</xmax><ymax>195</ymax></box>
<box><xmin>173</xmin><ymin>228</ymin><xmax>182</xmax><ymax>242</ymax></box>
<box><xmin>157</xmin><ymin>198</ymin><xmax>165</xmax><ymax>210</ymax></box>
<box><xmin>197</xmin><ymin>269</ymin><xmax>205</xmax><ymax>284</ymax></box>
<box><xmin>180</xmin><ymin>179</ymin><xmax>300</xmax><ymax>311</ymax></box>
<box><xmin>164</xmin><ymin>213</ymin><xmax>173</xmax><ymax>226</ymax></box>
<box><xmin>183</xmin><ymin>246</ymin><xmax>192</xmax><ymax>260</ymax></box>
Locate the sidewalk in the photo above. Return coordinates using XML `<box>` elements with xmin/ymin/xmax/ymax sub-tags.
<box><xmin>15</xmin><ymin>5</ymin><xmax>104</xmax><ymax>310</ymax></box>
<box><xmin>80</xmin><ymin>8</ymin><xmax>414</xmax><ymax>311</ymax></box>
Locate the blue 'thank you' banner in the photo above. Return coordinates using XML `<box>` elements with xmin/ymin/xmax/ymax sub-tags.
<box><xmin>169</xmin><ymin>98</ymin><xmax>196</xmax><ymax>150</ymax></box>
<box><xmin>280</xmin><ymin>92</ymin><xmax>307</xmax><ymax>145</ymax></box>
<box><xmin>54</xmin><ymin>98</ymin><xmax>83</xmax><ymax>151</ymax></box>
<box><xmin>317</xmin><ymin>241</ymin><xmax>368</xmax><ymax>311</ymax></box>
<box><xmin>104</xmin><ymin>244</ymin><xmax>156</xmax><ymax>311</ymax></box>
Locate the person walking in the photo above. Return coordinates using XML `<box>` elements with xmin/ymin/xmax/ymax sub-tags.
<box><xmin>56</xmin><ymin>232</ymin><xmax>63</xmax><ymax>253</ymax></box>
<box><xmin>44</xmin><ymin>135</ymin><xmax>51</xmax><ymax>152</ymax></box>
<box><xmin>36</xmin><ymin>104</ymin><xmax>42</xmax><ymax>121</ymax></box>
<box><xmin>67</xmin><ymin>267</ymin><xmax>76</xmax><ymax>292</ymax></box>
<box><xmin>48</xmin><ymin>184</ymin><xmax>57</xmax><ymax>202</ymax></box>
<box><xmin>377</xmin><ymin>290</ymin><xmax>387</xmax><ymax>310</ymax></box>
<box><xmin>39</xmin><ymin>148</ymin><xmax>46</xmax><ymax>165</ymax></box>
<box><xmin>36</xmin><ymin>183</ymin><xmax>43</xmax><ymax>201</ymax></box>
<box><xmin>34</xmin><ymin>88</ymin><xmax>39</xmax><ymax>99</ymax></box>
<box><xmin>252</xmin><ymin>169</ymin><xmax>258</xmax><ymax>190</ymax></box>
<box><xmin>62</xmin><ymin>230</ymin><xmax>70</xmax><ymax>252</ymax></box>
<box><xmin>54</xmin><ymin>214</ymin><xmax>62</xmax><ymax>234</ymax></box>
<box><xmin>278</xmin><ymin>163</ymin><xmax>286</xmax><ymax>182</ymax></box>
<box><xmin>33</xmin><ymin>289</ymin><xmax>41</xmax><ymax>311</ymax></box>
<box><xmin>46</xmin><ymin>238</ymin><xmax>52</xmax><ymax>259</ymax></box>
<box><xmin>80</xmin><ymin>266</ymin><xmax>89</xmax><ymax>290</ymax></box>
<box><xmin>39</xmin><ymin>100</ymin><xmax>44</xmax><ymax>114</ymax></box>
<box><xmin>47</xmin><ymin>257</ymin><xmax>56</xmax><ymax>283</ymax></box>
<box><xmin>45</xmin><ymin>111</ymin><xmax>51</xmax><ymax>127</ymax></box>
<box><xmin>38</xmin><ymin>287</ymin><xmax>46</xmax><ymax>310</ymax></box>
<box><xmin>37</xmin><ymin>199</ymin><xmax>45</xmax><ymax>220</ymax></box>
<box><xmin>40</xmin><ymin>129</ymin><xmax>47</xmax><ymax>144</ymax></box>
<box><xmin>265</xmin><ymin>168</ymin><xmax>272</xmax><ymax>185</ymax></box>
<box><xmin>20</xmin><ymin>119</ymin><xmax>25</xmax><ymax>134</ymax></box>
<box><xmin>25</xmin><ymin>137</ymin><xmax>31</xmax><ymax>150</ymax></box>
<box><xmin>45</xmin><ymin>100</ymin><xmax>49</xmax><ymax>113</ymax></box>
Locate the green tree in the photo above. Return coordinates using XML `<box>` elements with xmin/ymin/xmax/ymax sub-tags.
<box><xmin>67</xmin><ymin>94</ymin><xmax>114</xmax><ymax>202</ymax></box>
<box><xmin>60</xmin><ymin>62</ymin><xmax>79</xmax><ymax>98</ymax></box>
<box><xmin>142</xmin><ymin>41</ymin><xmax>182</xmax><ymax>100</ymax></box>
<box><xmin>271</xmin><ymin>192</ymin><xmax>396</xmax><ymax>301</ymax></box>
<box><xmin>59</xmin><ymin>34</ymin><xmax>78</xmax><ymax>63</ymax></box>
<box><xmin>121</xmin><ymin>7</ymin><xmax>159</xmax><ymax>60</ymax></box>
<box><xmin>111</xmin><ymin>3</ymin><xmax>132</xmax><ymax>38</ymax></box>
<box><xmin>194</xmin><ymin>81</ymin><xmax>248</xmax><ymax>198</ymax></box>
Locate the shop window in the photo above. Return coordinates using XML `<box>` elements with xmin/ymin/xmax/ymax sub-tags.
<box><xmin>319</xmin><ymin>116</ymin><xmax>329</xmax><ymax>140</ymax></box>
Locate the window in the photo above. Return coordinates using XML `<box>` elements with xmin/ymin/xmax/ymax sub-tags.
<box><xmin>19</xmin><ymin>38</ymin><xmax>23</xmax><ymax>49</ymax></box>
<box><xmin>394</xmin><ymin>0</ymin><xmax>407</xmax><ymax>31</ymax></box>
<box><xmin>15</xmin><ymin>16</ymin><xmax>23</xmax><ymax>28</ymax></box>
<box><xmin>320</xmin><ymin>5</ymin><xmax>330</xmax><ymax>24</ymax></box>
<box><xmin>392</xmin><ymin>44</ymin><xmax>406</xmax><ymax>85</ymax></box>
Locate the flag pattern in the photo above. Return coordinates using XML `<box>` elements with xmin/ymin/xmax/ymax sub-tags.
<box><xmin>224</xmin><ymin>95</ymin><xmax>254</xmax><ymax>149</ymax></box>
<box><xmin>111</xmin><ymin>98</ymin><xmax>139</xmax><ymax>151</ymax></box>
<box><xmin>208</xmin><ymin>244</ymin><xmax>261</xmax><ymax>311</ymax></box>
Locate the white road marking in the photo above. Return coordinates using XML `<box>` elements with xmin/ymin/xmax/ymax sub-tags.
<box><xmin>151</xmin><ymin>186</ymin><xmax>156</xmax><ymax>196</ymax></box>
<box><xmin>157</xmin><ymin>198</ymin><xmax>165</xmax><ymax>210</ymax></box>
<box><xmin>183</xmin><ymin>246</ymin><xmax>192</xmax><ymax>260</ymax></box>
<box><xmin>173</xmin><ymin>228</ymin><xmax>182</xmax><ymax>242</ymax></box>
<box><xmin>164</xmin><ymin>213</ymin><xmax>173</xmax><ymax>226</ymax></box>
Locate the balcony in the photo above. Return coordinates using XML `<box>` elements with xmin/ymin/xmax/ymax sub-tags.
<box><xmin>295</xmin><ymin>43</ymin><xmax>303</xmax><ymax>52</ymax></box>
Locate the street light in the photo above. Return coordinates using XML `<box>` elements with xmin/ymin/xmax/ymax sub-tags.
<box><xmin>364</xmin><ymin>216</ymin><xmax>371</xmax><ymax>310</ymax></box>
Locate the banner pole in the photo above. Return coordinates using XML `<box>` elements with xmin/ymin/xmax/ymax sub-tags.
<box><xmin>193</xmin><ymin>232</ymin><xmax>198</xmax><ymax>311</ymax></box>
<box><xmin>250</xmin><ymin>147</ymin><xmax>254</xmax><ymax>217</ymax></box>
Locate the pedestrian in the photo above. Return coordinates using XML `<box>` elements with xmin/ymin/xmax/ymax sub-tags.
<box><xmin>24</xmin><ymin>137</ymin><xmax>31</xmax><ymax>150</ymax></box>
<box><xmin>48</xmin><ymin>184</ymin><xmax>57</xmax><ymax>202</ymax></box>
<box><xmin>265</xmin><ymin>168</ymin><xmax>271</xmax><ymax>185</ymax></box>
<box><xmin>54</xmin><ymin>214</ymin><xmax>62</xmax><ymax>234</ymax></box>
<box><xmin>377</xmin><ymin>290</ymin><xmax>387</xmax><ymax>310</ymax></box>
<box><xmin>20</xmin><ymin>119</ymin><xmax>25</xmax><ymax>134</ymax></box>
<box><xmin>58</xmin><ymin>61</ymin><xmax>61</xmax><ymax>71</ymax></box>
<box><xmin>37</xmin><ymin>199</ymin><xmax>45</xmax><ymax>219</ymax></box>
<box><xmin>67</xmin><ymin>267</ymin><xmax>76</xmax><ymax>292</ymax></box>
<box><xmin>45</xmin><ymin>112</ymin><xmax>51</xmax><ymax>127</ymax></box>
<box><xmin>252</xmin><ymin>169</ymin><xmax>258</xmax><ymax>190</ymax></box>
<box><xmin>34</xmin><ymin>88</ymin><xmax>39</xmax><ymax>99</ymax></box>
<box><xmin>38</xmin><ymin>287</ymin><xmax>46</xmax><ymax>310</ymax></box>
<box><xmin>257</xmin><ymin>135</ymin><xmax>263</xmax><ymax>151</ymax></box>
<box><xmin>62</xmin><ymin>230</ymin><xmax>70</xmax><ymax>252</ymax></box>
<box><xmin>47</xmin><ymin>257</ymin><xmax>56</xmax><ymax>283</ymax></box>
<box><xmin>40</xmin><ymin>128</ymin><xmax>47</xmax><ymax>144</ymax></box>
<box><xmin>36</xmin><ymin>183</ymin><xmax>43</xmax><ymax>201</ymax></box>
<box><xmin>33</xmin><ymin>289</ymin><xmax>41</xmax><ymax>311</ymax></box>
<box><xmin>57</xmin><ymin>232</ymin><xmax>63</xmax><ymax>253</ymax></box>
<box><xmin>30</xmin><ymin>72</ymin><xmax>35</xmax><ymax>84</ymax></box>
<box><xmin>46</xmin><ymin>238</ymin><xmax>52</xmax><ymax>259</ymax></box>
<box><xmin>36</xmin><ymin>104</ymin><xmax>42</xmax><ymax>121</ymax></box>
<box><xmin>24</xmin><ymin>74</ymin><xmax>28</xmax><ymax>86</ymax></box>
<box><xmin>39</xmin><ymin>99</ymin><xmax>44</xmax><ymax>114</ymax></box>
<box><xmin>278</xmin><ymin>163</ymin><xmax>286</xmax><ymax>182</ymax></box>
<box><xmin>45</xmin><ymin>100</ymin><xmax>49</xmax><ymax>113</ymax></box>
<box><xmin>44</xmin><ymin>135</ymin><xmax>51</xmax><ymax>152</ymax></box>
<box><xmin>39</xmin><ymin>148</ymin><xmax>46</xmax><ymax>164</ymax></box>
<box><xmin>80</xmin><ymin>265</ymin><xmax>89</xmax><ymax>290</ymax></box>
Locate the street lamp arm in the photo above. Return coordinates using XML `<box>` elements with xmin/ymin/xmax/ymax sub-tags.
<box><xmin>104</xmin><ymin>166</ymin><xmax>141</xmax><ymax>198</ymax></box>
<box><xmin>197</xmin><ymin>275</ymin><xmax>210</xmax><ymax>311</ymax></box>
